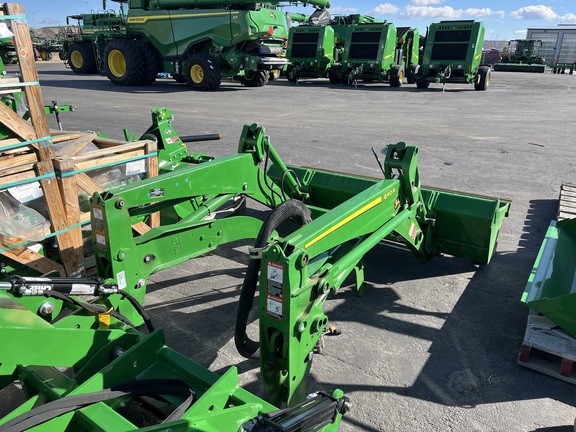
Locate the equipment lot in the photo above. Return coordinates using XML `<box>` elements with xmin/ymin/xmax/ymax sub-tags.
<box><xmin>22</xmin><ymin>64</ymin><xmax>576</xmax><ymax>430</ymax></box>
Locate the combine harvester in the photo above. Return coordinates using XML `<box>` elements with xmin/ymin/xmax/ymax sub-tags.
<box><xmin>0</xmin><ymin>102</ymin><xmax>512</xmax><ymax>430</ymax></box>
<box><xmin>416</xmin><ymin>20</ymin><xmax>491</xmax><ymax>90</ymax></box>
<box><xmin>493</xmin><ymin>39</ymin><xmax>546</xmax><ymax>73</ymax></box>
<box><xmin>64</xmin><ymin>0</ymin><xmax>330</xmax><ymax>90</ymax></box>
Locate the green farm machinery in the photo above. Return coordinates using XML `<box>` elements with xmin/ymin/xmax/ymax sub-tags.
<box><xmin>285</xmin><ymin>13</ymin><xmax>419</xmax><ymax>87</ymax></box>
<box><xmin>65</xmin><ymin>0</ymin><xmax>329</xmax><ymax>90</ymax></box>
<box><xmin>335</xmin><ymin>23</ymin><xmax>419</xmax><ymax>86</ymax></box>
<box><xmin>493</xmin><ymin>39</ymin><xmax>546</xmax><ymax>73</ymax></box>
<box><xmin>417</xmin><ymin>20</ymin><xmax>490</xmax><ymax>90</ymax></box>
<box><xmin>0</xmin><ymin>107</ymin><xmax>511</xmax><ymax>429</ymax></box>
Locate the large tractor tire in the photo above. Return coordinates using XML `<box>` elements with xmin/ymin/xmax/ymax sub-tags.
<box><xmin>136</xmin><ymin>40</ymin><xmax>160</xmax><ymax>85</ymax></box>
<box><xmin>183</xmin><ymin>52</ymin><xmax>221</xmax><ymax>91</ymax></box>
<box><xmin>406</xmin><ymin>63</ymin><xmax>419</xmax><ymax>84</ymax></box>
<box><xmin>328</xmin><ymin>66</ymin><xmax>342</xmax><ymax>84</ymax></box>
<box><xmin>240</xmin><ymin>70</ymin><xmax>269</xmax><ymax>87</ymax></box>
<box><xmin>40</xmin><ymin>49</ymin><xmax>52</xmax><ymax>61</ymax></box>
<box><xmin>104</xmin><ymin>39</ymin><xmax>146</xmax><ymax>86</ymax></box>
<box><xmin>33</xmin><ymin>47</ymin><xmax>40</xmax><ymax>61</ymax></box>
<box><xmin>474</xmin><ymin>66</ymin><xmax>491</xmax><ymax>91</ymax></box>
<box><xmin>58</xmin><ymin>50</ymin><xmax>66</xmax><ymax>61</ymax></box>
<box><xmin>389</xmin><ymin>65</ymin><xmax>404</xmax><ymax>87</ymax></box>
<box><xmin>68</xmin><ymin>43</ymin><xmax>97</xmax><ymax>74</ymax></box>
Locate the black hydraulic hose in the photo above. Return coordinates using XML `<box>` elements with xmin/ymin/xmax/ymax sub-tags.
<box><xmin>117</xmin><ymin>289</ymin><xmax>155</xmax><ymax>334</ymax></box>
<box><xmin>43</xmin><ymin>290</ymin><xmax>138</xmax><ymax>330</ymax></box>
<box><xmin>0</xmin><ymin>379</ymin><xmax>196</xmax><ymax>432</ymax></box>
<box><xmin>235</xmin><ymin>199</ymin><xmax>311</xmax><ymax>358</ymax></box>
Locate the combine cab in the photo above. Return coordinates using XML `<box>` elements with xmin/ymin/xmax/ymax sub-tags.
<box><xmin>493</xmin><ymin>39</ymin><xmax>546</xmax><ymax>73</ymax></box>
<box><xmin>417</xmin><ymin>20</ymin><xmax>490</xmax><ymax>90</ymax></box>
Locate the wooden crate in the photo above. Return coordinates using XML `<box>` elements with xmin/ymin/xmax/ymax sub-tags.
<box><xmin>52</xmin><ymin>133</ymin><xmax>159</xmax><ymax>275</ymax></box>
<box><xmin>0</xmin><ymin>3</ymin><xmax>85</xmax><ymax>275</ymax></box>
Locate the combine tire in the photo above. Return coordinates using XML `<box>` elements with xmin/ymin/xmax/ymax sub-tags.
<box><xmin>104</xmin><ymin>40</ymin><xmax>145</xmax><ymax>86</ymax></box>
<box><xmin>407</xmin><ymin>63</ymin><xmax>419</xmax><ymax>84</ymax></box>
<box><xmin>40</xmin><ymin>49</ymin><xmax>52</xmax><ymax>61</ymax></box>
<box><xmin>58</xmin><ymin>50</ymin><xmax>66</xmax><ymax>61</ymax></box>
<box><xmin>183</xmin><ymin>52</ymin><xmax>221</xmax><ymax>91</ymax></box>
<box><xmin>137</xmin><ymin>40</ymin><xmax>160</xmax><ymax>85</ymax></box>
<box><xmin>389</xmin><ymin>65</ymin><xmax>404</xmax><ymax>87</ymax></box>
<box><xmin>474</xmin><ymin>66</ymin><xmax>490</xmax><ymax>91</ymax></box>
<box><xmin>240</xmin><ymin>70</ymin><xmax>269</xmax><ymax>87</ymax></box>
<box><xmin>328</xmin><ymin>66</ymin><xmax>342</xmax><ymax>84</ymax></box>
<box><xmin>68</xmin><ymin>43</ymin><xmax>97</xmax><ymax>74</ymax></box>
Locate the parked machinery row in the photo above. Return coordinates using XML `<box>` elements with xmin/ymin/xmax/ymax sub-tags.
<box><xmin>285</xmin><ymin>14</ymin><xmax>491</xmax><ymax>90</ymax></box>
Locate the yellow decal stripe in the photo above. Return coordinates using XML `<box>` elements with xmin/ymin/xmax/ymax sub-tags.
<box><xmin>127</xmin><ymin>12</ymin><xmax>238</xmax><ymax>23</ymax></box>
<box><xmin>305</xmin><ymin>196</ymin><xmax>383</xmax><ymax>249</ymax></box>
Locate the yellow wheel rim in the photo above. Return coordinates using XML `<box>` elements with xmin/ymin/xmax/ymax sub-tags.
<box><xmin>191</xmin><ymin>64</ymin><xmax>204</xmax><ymax>83</ymax></box>
<box><xmin>108</xmin><ymin>49</ymin><xmax>126</xmax><ymax>78</ymax></box>
<box><xmin>70</xmin><ymin>50</ymin><xmax>83</xmax><ymax>68</ymax></box>
<box><xmin>398</xmin><ymin>71</ymin><xmax>404</xmax><ymax>81</ymax></box>
<box><xmin>272</xmin><ymin>70</ymin><xmax>280</xmax><ymax>79</ymax></box>
<box><xmin>41</xmin><ymin>51</ymin><xmax>48</xmax><ymax>60</ymax></box>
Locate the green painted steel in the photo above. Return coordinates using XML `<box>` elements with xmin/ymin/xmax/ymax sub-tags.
<box><xmin>0</xmin><ymin>282</ymin><xmax>347</xmax><ymax>431</ymax></box>
<box><xmin>285</xmin><ymin>25</ymin><xmax>336</xmax><ymax>80</ymax></box>
<box><xmin>65</xmin><ymin>0</ymin><xmax>330</xmax><ymax>90</ymax></box>
<box><xmin>258</xmin><ymin>143</ymin><xmax>511</xmax><ymax>405</ymax></box>
<box><xmin>0</xmin><ymin>117</ymin><xmax>511</xmax><ymax>424</ymax></box>
<box><xmin>522</xmin><ymin>218</ymin><xmax>576</xmax><ymax>337</ymax></box>
<box><xmin>417</xmin><ymin>20</ymin><xmax>487</xmax><ymax>89</ymax></box>
<box><xmin>339</xmin><ymin>22</ymin><xmax>419</xmax><ymax>85</ymax></box>
<box><xmin>284</xmin><ymin>13</ymin><xmax>419</xmax><ymax>86</ymax></box>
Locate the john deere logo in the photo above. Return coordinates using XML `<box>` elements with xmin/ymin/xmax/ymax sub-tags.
<box><xmin>270</xmin><ymin>11</ymin><xmax>276</xmax><ymax>19</ymax></box>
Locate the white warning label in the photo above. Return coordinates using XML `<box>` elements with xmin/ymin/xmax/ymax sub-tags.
<box><xmin>266</xmin><ymin>262</ymin><xmax>284</xmax><ymax>319</ymax></box>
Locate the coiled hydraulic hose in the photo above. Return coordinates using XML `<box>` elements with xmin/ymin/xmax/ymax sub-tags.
<box><xmin>235</xmin><ymin>199</ymin><xmax>311</xmax><ymax>358</ymax></box>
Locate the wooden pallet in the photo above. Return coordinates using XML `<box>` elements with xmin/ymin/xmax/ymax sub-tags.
<box><xmin>558</xmin><ymin>182</ymin><xmax>576</xmax><ymax>221</ymax></box>
<box><xmin>51</xmin><ymin>134</ymin><xmax>159</xmax><ymax>275</ymax></box>
<box><xmin>518</xmin><ymin>312</ymin><xmax>576</xmax><ymax>384</ymax></box>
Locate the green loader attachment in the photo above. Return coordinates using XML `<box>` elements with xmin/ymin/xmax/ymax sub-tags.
<box><xmin>0</xmin><ymin>114</ymin><xmax>511</xmax><ymax>425</ymax></box>
<box><xmin>243</xmin><ymin>143</ymin><xmax>510</xmax><ymax>405</ymax></box>
<box><xmin>0</xmin><ymin>277</ymin><xmax>349</xmax><ymax>432</ymax></box>
<box><xmin>522</xmin><ymin>218</ymin><xmax>576</xmax><ymax>337</ymax></box>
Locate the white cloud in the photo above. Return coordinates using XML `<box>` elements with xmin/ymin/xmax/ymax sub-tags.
<box><xmin>510</xmin><ymin>5</ymin><xmax>557</xmax><ymax>20</ymax></box>
<box><xmin>369</xmin><ymin>3</ymin><xmax>400</xmax><ymax>15</ymax></box>
<box><xmin>560</xmin><ymin>12</ymin><xmax>576</xmax><ymax>22</ymax></box>
<box><xmin>400</xmin><ymin>6</ymin><xmax>503</xmax><ymax>20</ymax></box>
<box><xmin>514</xmin><ymin>29</ymin><xmax>527</xmax><ymax>36</ymax></box>
<box><xmin>330</xmin><ymin>6</ymin><xmax>359</xmax><ymax>14</ymax></box>
<box><xmin>410</xmin><ymin>0</ymin><xmax>442</xmax><ymax>5</ymax></box>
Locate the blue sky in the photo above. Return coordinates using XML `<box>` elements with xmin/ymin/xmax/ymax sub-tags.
<box><xmin>23</xmin><ymin>0</ymin><xmax>576</xmax><ymax>40</ymax></box>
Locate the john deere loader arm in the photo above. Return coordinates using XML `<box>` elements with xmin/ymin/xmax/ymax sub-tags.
<box><xmin>252</xmin><ymin>143</ymin><xmax>511</xmax><ymax>406</ymax></box>
<box><xmin>90</xmin><ymin>123</ymin><xmax>305</xmax><ymax>326</ymax></box>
